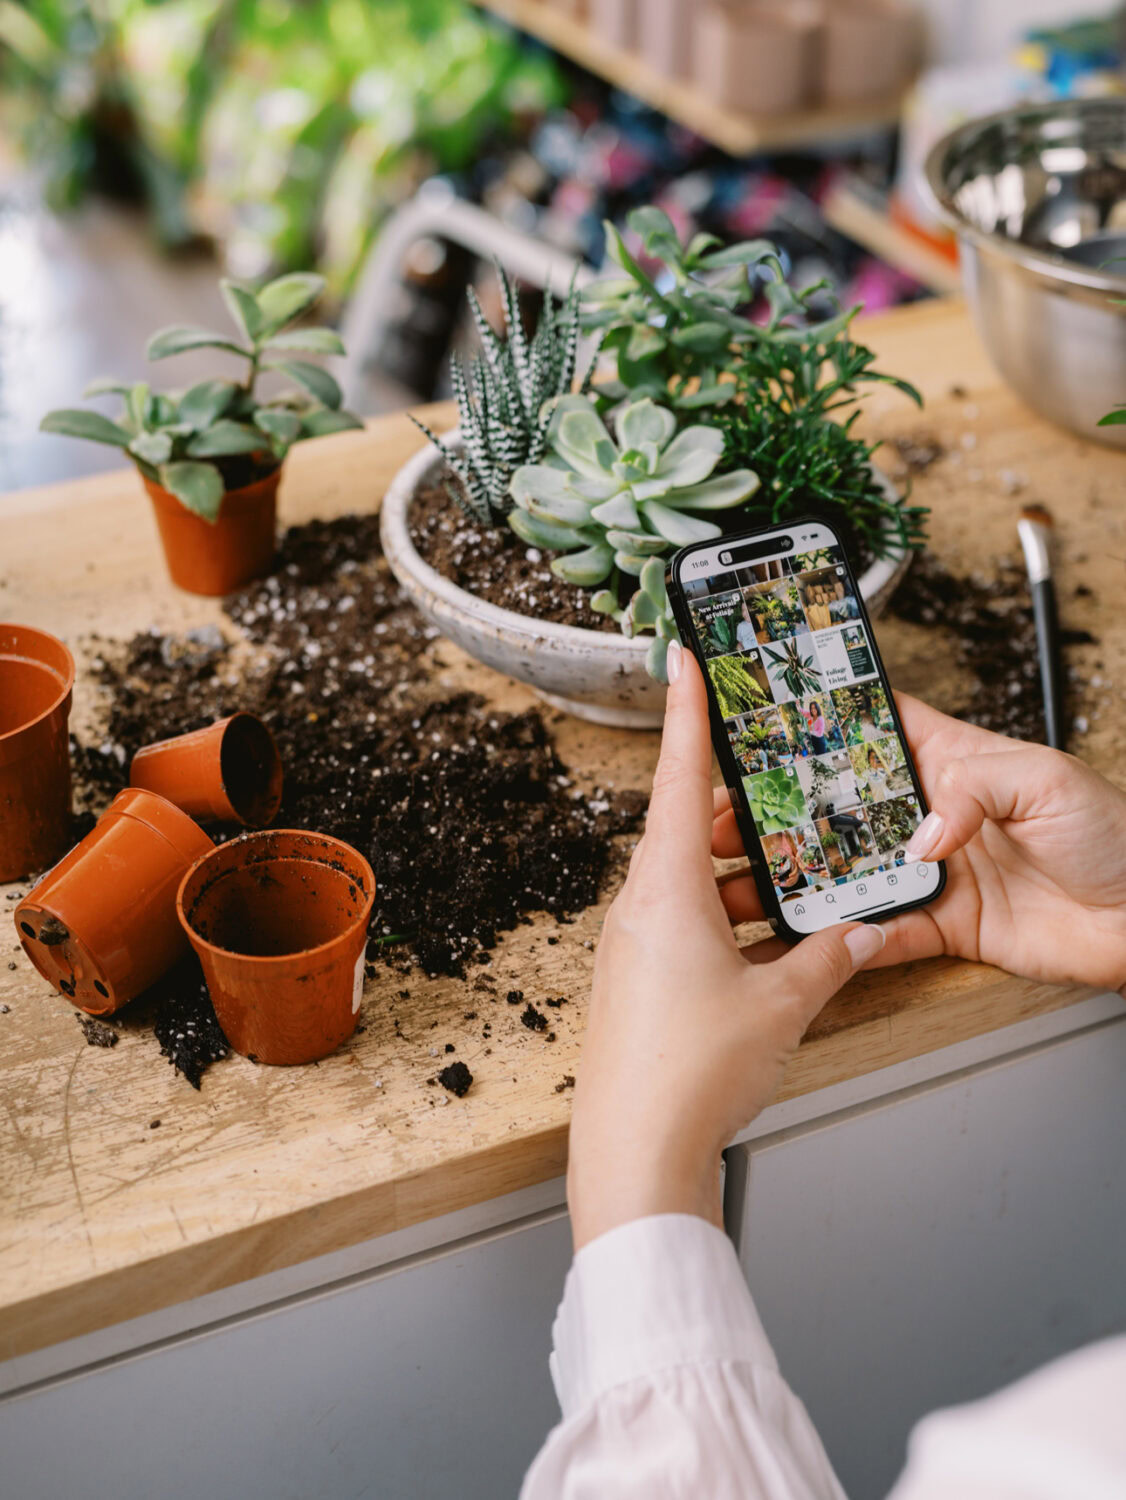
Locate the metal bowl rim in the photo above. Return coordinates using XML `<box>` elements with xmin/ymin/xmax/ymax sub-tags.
<box><xmin>923</xmin><ymin>97</ymin><xmax>1126</xmax><ymax>297</ymax></box>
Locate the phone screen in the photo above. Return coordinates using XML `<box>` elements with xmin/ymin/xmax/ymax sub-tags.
<box><xmin>671</xmin><ymin>520</ymin><xmax>944</xmax><ymax>937</ymax></box>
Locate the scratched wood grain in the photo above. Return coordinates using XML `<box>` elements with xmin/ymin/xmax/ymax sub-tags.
<box><xmin>1</xmin><ymin>300</ymin><xmax>1115</xmax><ymax>1362</ymax></box>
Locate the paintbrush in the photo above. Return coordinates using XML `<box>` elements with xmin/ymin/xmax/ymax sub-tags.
<box><xmin>1017</xmin><ymin>503</ymin><xmax>1064</xmax><ymax>749</ymax></box>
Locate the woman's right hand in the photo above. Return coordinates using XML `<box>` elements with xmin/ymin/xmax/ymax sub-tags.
<box><xmin>714</xmin><ymin>695</ymin><xmax>1126</xmax><ymax>994</ymax></box>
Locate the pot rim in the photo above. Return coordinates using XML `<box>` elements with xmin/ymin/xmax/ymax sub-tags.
<box><xmin>141</xmin><ymin>461</ymin><xmax>283</xmax><ymax>509</ymax></box>
<box><xmin>0</xmin><ymin>622</ymin><xmax>76</xmax><ymax>751</ymax></box>
<box><xmin>177</xmin><ymin>829</ymin><xmax>375</xmax><ymax>966</ymax></box>
<box><xmin>382</xmin><ymin>429</ymin><xmax>907</xmax><ymax>645</ymax></box>
<box><xmin>923</xmin><ymin>97</ymin><xmax>1126</xmax><ymax>299</ymax></box>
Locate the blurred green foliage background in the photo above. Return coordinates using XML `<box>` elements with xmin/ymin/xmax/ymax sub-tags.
<box><xmin>0</xmin><ymin>0</ymin><xmax>566</xmax><ymax>291</ymax></box>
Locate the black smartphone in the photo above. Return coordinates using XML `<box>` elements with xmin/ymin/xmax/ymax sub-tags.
<box><xmin>667</xmin><ymin>517</ymin><xmax>945</xmax><ymax>941</ymax></box>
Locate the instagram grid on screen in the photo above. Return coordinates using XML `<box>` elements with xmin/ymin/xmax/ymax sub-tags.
<box><xmin>672</xmin><ymin>521</ymin><xmax>944</xmax><ymax>939</ymax></box>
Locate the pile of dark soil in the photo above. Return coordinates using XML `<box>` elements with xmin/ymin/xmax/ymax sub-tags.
<box><xmin>72</xmin><ymin>513</ymin><xmax>647</xmax><ymax>1085</ymax></box>
<box><xmin>890</xmin><ymin>551</ymin><xmax>1095</xmax><ymax>742</ymax></box>
<box><xmin>410</xmin><ymin>480</ymin><xmax>617</xmax><ymax>631</ymax></box>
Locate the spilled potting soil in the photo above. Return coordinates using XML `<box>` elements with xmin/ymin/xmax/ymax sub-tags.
<box><xmin>71</xmin><ymin>513</ymin><xmax>647</xmax><ymax>1087</ymax></box>
<box><xmin>889</xmin><ymin>551</ymin><xmax>1096</xmax><ymax>743</ymax></box>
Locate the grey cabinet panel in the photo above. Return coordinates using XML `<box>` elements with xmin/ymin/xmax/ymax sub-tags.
<box><xmin>1</xmin><ymin>1212</ymin><xmax>571</xmax><ymax>1500</ymax></box>
<box><xmin>727</xmin><ymin>1020</ymin><xmax>1126</xmax><ymax>1500</ymax></box>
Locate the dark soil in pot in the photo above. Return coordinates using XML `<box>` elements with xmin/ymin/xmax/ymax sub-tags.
<box><xmin>409</xmin><ymin>468</ymin><xmax>892</xmax><ymax>632</ymax></box>
<box><xmin>409</xmin><ymin>478</ymin><xmax>620</xmax><ymax>631</ymax></box>
<box><xmin>69</xmin><ymin>511</ymin><xmax>647</xmax><ymax>1086</ymax></box>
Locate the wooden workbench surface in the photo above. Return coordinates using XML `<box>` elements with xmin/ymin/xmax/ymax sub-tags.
<box><xmin>1</xmin><ymin>299</ymin><xmax>1119</xmax><ymax>1363</ymax></box>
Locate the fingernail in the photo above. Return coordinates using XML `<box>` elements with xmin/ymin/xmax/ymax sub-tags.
<box><xmin>845</xmin><ymin>925</ymin><xmax>886</xmax><ymax>965</ymax></box>
<box><xmin>666</xmin><ymin>639</ymin><xmax>683</xmax><ymax>684</ymax></box>
<box><xmin>905</xmin><ymin>811</ymin><xmax>943</xmax><ymax>861</ymax></box>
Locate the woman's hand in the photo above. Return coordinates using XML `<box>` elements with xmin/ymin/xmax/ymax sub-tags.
<box><xmin>714</xmin><ymin>694</ymin><xmax>1126</xmax><ymax>993</ymax></box>
<box><xmin>567</xmin><ymin>643</ymin><xmax>886</xmax><ymax>1252</ymax></box>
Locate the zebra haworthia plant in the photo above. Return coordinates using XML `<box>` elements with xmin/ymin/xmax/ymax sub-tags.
<box><xmin>414</xmin><ymin>267</ymin><xmax>590</xmax><ymax>529</ymax></box>
<box><xmin>40</xmin><ymin>272</ymin><xmax>361</xmax><ymax>521</ymax></box>
<box><xmin>508</xmin><ymin>396</ymin><xmax>759</xmax><ymax>584</ymax></box>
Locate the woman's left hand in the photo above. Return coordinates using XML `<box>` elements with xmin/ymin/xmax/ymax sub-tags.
<box><xmin>567</xmin><ymin>642</ymin><xmax>886</xmax><ymax>1252</ymax></box>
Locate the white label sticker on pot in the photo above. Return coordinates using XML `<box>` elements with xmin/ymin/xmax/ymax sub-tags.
<box><xmin>352</xmin><ymin>950</ymin><xmax>366</xmax><ymax>1014</ymax></box>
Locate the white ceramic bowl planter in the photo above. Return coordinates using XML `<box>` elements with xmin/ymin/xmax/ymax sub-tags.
<box><xmin>380</xmin><ymin>432</ymin><xmax>911</xmax><ymax>731</ymax></box>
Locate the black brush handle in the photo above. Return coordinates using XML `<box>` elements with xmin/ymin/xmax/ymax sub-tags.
<box><xmin>1031</xmin><ymin>578</ymin><xmax>1064</xmax><ymax>749</ymax></box>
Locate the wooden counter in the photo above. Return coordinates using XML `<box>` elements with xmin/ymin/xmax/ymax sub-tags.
<box><xmin>1</xmin><ymin>298</ymin><xmax>1119</xmax><ymax>1364</ymax></box>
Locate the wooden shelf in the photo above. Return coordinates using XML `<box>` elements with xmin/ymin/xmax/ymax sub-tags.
<box><xmin>472</xmin><ymin>0</ymin><xmax>906</xmax><ymax>155</ymax></box>
<box><xmin>823</xmin><ymin>177</ymin><xmax>963</xmax><ymax>294</ymax></box>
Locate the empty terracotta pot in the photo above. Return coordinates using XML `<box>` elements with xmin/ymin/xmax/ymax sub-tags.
<box><xmin>177</xmin><ymin>830</ymin><xmax>375</xmax><ymax>1065</ymax></box>
<box><xmin>694</xmin><ymin>1</ymin><xmax>820</xmax><ymax>116</ymax></box>
<box><xmin>0</xmin><ymin>624</ymin><xmax>76</xmax><ymax>882</ymax></box>
<box><xmin>143</xmin><ymin>465</ymin><xmax>280</xmax><ymax>597</ymax></box>
<box><xmin>130</xmin><ymin>713</ymin><xmax>284</xmax><ymax>828</ymax></box>
<box><xmin>15</xmin><ymin>788</ymin><xmax>213</xmax><ymax>1016</ymax></box>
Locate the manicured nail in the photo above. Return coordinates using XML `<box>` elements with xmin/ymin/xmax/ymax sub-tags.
<box><xmin>666</xmin><ymin>639</ymin><xmax>683</xmax><ymax>684</ymax></box>
<box><xmin>906</xmin><ymin>811</ymin><xmax>944</xmax><ymax>861</ymax></box>
<box><xmin>845</xmin><ymin>925</ymin><xmax>886</xmax><ymax>965</ymax></box>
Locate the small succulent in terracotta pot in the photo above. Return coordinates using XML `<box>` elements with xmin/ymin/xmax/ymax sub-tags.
<box><xmin>40</xmin><ymin>272</ymin><xmax>362</xmax><ymax>595</ymax></box>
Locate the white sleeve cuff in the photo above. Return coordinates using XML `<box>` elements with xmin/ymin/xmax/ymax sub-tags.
<box><xmin>550</xmin><ymin>1213</ymin><xmax>778</xmax><ymax>1418</ymax></box>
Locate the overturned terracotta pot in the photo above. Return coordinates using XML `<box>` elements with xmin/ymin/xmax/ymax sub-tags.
<box><xmin>15</xmin><ymin>788</ymin><xmax>213</xmax><ymax>1016</ymax></box>
<box><xmin>130</xmin><ymin>713</ymin><xmax>283</xmax><ymax>828</ymax></box>
<box><xmin>0</xmin><ymin>623</ymin><xmax>76</xmax><ymax>882</ymax></box>
<box><xmin>177</xmin><ymin>830</ymin><xmax>375</xmax><ymax>1065</ymax></box>
<box><xmin>143</xmin><ymin>466</ymin><xmax>280</xmax><ymax>597</ymax></box>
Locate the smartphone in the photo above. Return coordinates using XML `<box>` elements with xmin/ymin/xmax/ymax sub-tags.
<box><xmin>667</xmin><ymin>517</ymin><xmax>945</xmax><ymax>941</ymax></box>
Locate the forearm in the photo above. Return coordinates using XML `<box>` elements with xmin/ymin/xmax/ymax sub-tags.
<box><xmin>522</xmin><ymin>1215</ymin><xmax>846</xmax><ymax>1500</ymax></box>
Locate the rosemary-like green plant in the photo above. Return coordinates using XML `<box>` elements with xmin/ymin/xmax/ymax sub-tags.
<box><xmin>415</xmin><ymin>268</ymin><xmax>590</xmax><ymax>528</ymax></box>
<box><xmin>41</xmin><ymin>272</ymin><xmax>361</xmax><ymax>520</ymax></box>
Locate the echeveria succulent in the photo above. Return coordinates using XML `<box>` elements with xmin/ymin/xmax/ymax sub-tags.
<box><xmin>746</xmin><ymin>767</ymin><xmax>807</xmax><ymax>835</ymax></box>
<box><xmin>41</xmin><ymin>271</ymin><xmax>361</xmax><ymax>521</ymax></box>
<box><xmin>508</xmin><ymin>395</ymin><xmax>758</xmax><ymax>586</ymax></box>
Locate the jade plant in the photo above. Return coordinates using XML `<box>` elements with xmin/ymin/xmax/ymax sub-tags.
<box><xmin>581</xmin><ymin>206</ymin><xmax>783</xmax><ymax>411</ymax></box>
<box><xmin>415</xmin><ymin>268</ymin><xmax>591</xmax><ymax>527</ymax></box>
<box><xmin>41</xmin><ymin>272</ymin><xmax>361</xmax><ymax>520</ymax></box>
<box><xmin>509</xmin><ymin>396</ymin><xmax>758</xmax><ymax>581</ymax></box>
<box><xmin>584</xmin><ymin>207</ymin><xmax>927</xmax><ymax>563</ymax></box>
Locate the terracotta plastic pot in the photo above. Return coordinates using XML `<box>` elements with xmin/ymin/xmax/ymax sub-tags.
<box><xmin>130</xmin><ymin>713</ymin><xmax>284</xmax><ymax>828</ymax></box>
<box><xmin>589</xmin><ymin>0</ymin><xmax>637</xmax><ymax>51</ymax></box>
<box><xmin>177</xmin><ymin>830</ymin><xmax>375</xmax><ymax>1066</ymax></box>
<box><xmin>0</xmin><ymin>624</ymin><xmax>76</xmax><ymax>882</ymax></box>
<box><xmin>643</xmin><ymin>0</ymin><xmax>692</xmax><ymax>81</ymax></box>
<box><xmin>819</xmin><ymin>0</ymin><xmax>918</xmax><ymax>105</ymax></box>
<box><xmin>143</xmin><ymin>465</ymin><xmax>280</xmax><ymax>597</ymax></box>
<box><xmin>15</xmin><ymin>788</ymin><xmax>213</xmax><ymax>1016</ymax></box>
<box><xmin>694</xmin><ymin>1</ymin><xmax>820</xmax><ymax>116</ymax></box>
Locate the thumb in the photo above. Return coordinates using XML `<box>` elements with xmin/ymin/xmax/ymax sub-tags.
<box><xmin>765</xmin><ymin>923</ymin><xmax>887</xmax><ymax>1034</ymax></box>
<box><xmin>906</xmin><ymin>747</ymin><xmax>1063</xmax><ymax>863</ymax></box>
<box><xmin>641</xmin><ymin>640</ymin><xmax>716</xmax><ymax>870</ymax></box>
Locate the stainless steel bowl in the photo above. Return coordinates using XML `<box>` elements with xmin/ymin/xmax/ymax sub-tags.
<box><xmin>925</xmin><ymin>98</ymin><xmax>1126</xmax><ymax>447</ymax></box>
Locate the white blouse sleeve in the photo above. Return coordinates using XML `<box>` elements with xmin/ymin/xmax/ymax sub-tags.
<box><xmin>520</xmin><ymin>1214</ymin><xmax>846</xmax><ymax>1500</ymax></box>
